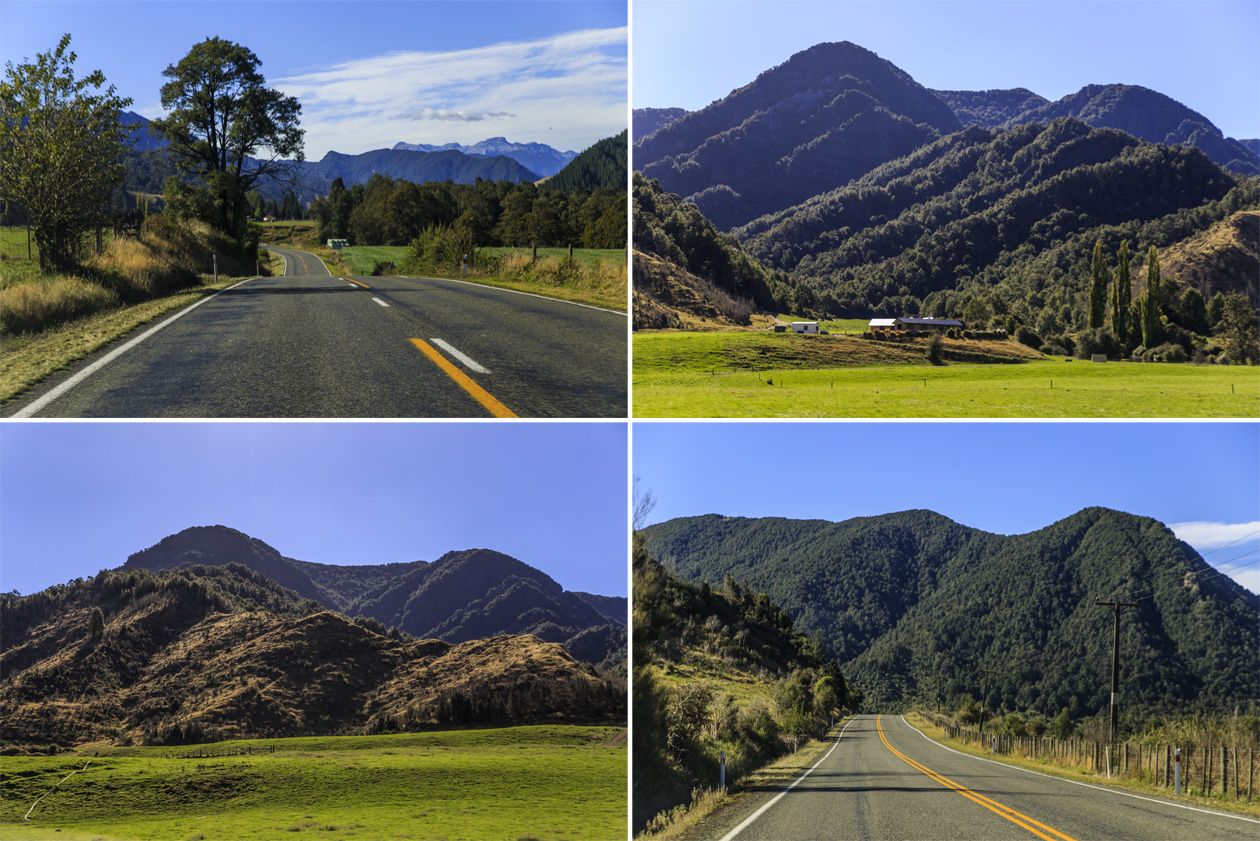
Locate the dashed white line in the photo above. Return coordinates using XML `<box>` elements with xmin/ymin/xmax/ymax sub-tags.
<box><xmin>372</xmin><ymin>297</ymin><xmax>390</xmax><ymax>307</ymax></box>
<box><xmin>430</xmin><ymin>338</ymin><xmax>489</xmax><ymax>374</ymax></box>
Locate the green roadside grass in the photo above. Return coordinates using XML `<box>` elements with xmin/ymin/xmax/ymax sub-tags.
<box><xmin>633</xmin><ymin>333</ymin><xmax>1259</xmax><ymax>418</ymax></box>
<box><xmin>1</xmin><ymin>725</ymin><xmax>627</xmax><ymax>841</ymax></box>
<box><xmin>0</xmin><ymin>275</ymin><xmax>245</xmax><ymax>405</ymax></box>
<box><xmin>337</xmin><ymin>244</ymin><xmax>627</xmax><ymax>311</ymax></box>
<box><xmin>902</xmin><ymin>713</ymin><xmax>1259</xmax><ymax>820</ymax></box>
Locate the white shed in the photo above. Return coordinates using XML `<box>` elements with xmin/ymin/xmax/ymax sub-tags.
<box><xmin>791</xmin><ymin>321</ymin><xmax>819</xmax><ymax>334</ymax></box>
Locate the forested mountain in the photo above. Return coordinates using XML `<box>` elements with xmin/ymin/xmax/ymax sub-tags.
<box><xmin>543</xmin><ymin>130</ymin><xmax>628</xmax><ymax>192</ymax></box>
<box><xmin>633</xmin><ymin>41</ymin><xmax>962</xmax><ymax>230</ymax></box>
<box><xmin>392</xmin><ymin>136</ymin><xmax>577</xmax><ymax>177</ymax></box>
<box><xmin>735</xmin><ymin>117</ymin><xmax>1255</xmax><ymax>321</ymax></box>
<box><xmin>632</xmin><ymin>107</ymin><xmax>688</xmax><ymax>142</ymax></box>
<box><xmin>931</xmin><ymin>89</ymin><xmax>1048</xmax><ymax>130</ymax></box>
<box><xmin>993</xmin><ymin>84</ymin><xmax>1259</xmax><ymax>177</ymax></box>
<box><xmin>121</xmin><ymin>525</ymin><xmax>625</xmax><ymax>670</ymax></box>
<box><xmin>641</xmin><ymin>508</ymin><xmax>1258</xmax><ymax>724</ymax></box>
<box><xmin>0</xmin><ymin>564</ymin><xmax>623</xmax><ymax>746</ymax></box>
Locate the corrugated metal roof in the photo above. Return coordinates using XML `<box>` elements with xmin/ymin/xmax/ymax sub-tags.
<box><xmin>869</xmin><ymin>319</ymin><xmax>898</xmax><ymax>327</ymax></box>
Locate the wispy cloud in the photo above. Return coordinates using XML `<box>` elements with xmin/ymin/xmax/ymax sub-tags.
<box><xmin>274</xmin><ymin>27</ymin><xmax>626</xmax><ymax>158</ymax></box>
<box><xmin>1170</xmin><ymin>520</ymin><xmax>1260</xmax><ymax>549</ymax></box>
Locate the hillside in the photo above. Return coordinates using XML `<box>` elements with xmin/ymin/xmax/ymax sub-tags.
<box><xmin>542</xmin><ymin>130</ymin><xmax>628</xmax><ymax>192</ymax></box>
<box><xmin>997</xmin><ymin>84</ymin><xmax>1259</xmax><ymax>177</ymax></box>
<box><xmin>634</xmin><ymin>41</ymin><xmax>962</xmax><ymax>230</ymax></box>
<box><xmin>1158</xmin><ymin>210</ymin><xmax>1260</xmax><ymax>303</ymax></box>
<box><xmin>0</xmin><ymin>564</ymin><xmax>622</xmax><ymax>747</ymax></box>
<box><xmin>641</xmin><ymin>508</ymin><xmax>1258</xmax><ymax>723</ymax></box>
<box><xmin>931</xmin><ymin>89</ymin><xmax>1048</xmax><ymax>130</ymax></box>
<box><xmin>632</xmin><ymin>107</ymin><xmax>688</xmax><ymax>142</ymax></box>
<box><xmin>121</xmin><ymin>526</ymin><xmax>624</xmax><ymax>669</ymax></box>
<box><xmin>304</xmin><ymin>148</ymin><xmax>539</xmax><ymax>189</ymax></box>
<box><xmin>735</xmin><ymin>117</ymin><xmax>1254</xmax><ymax>322</ymax></box>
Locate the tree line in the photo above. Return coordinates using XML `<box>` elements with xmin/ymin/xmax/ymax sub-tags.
<box><xmin>310</xmin><ymin>174</ymin><xmax>625</xmax><ymax>250</ymax></box>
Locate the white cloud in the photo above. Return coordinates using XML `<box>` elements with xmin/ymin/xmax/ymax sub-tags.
<box><xmin>1171</xmin><ymin>520</ymin><xmax>1260</xmax><ymax>595</ymax></box>
<box><xmin>273</xmin><ymin>27</ymin><xmax>627</xmax><ymax>158</ymax></box>
<box><xmin>1169</xmin><ymin>520</ymin><xmax>1260</xmax><ymax>549</ymax></box>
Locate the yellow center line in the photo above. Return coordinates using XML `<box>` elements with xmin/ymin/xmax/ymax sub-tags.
<box><xmin>876</xmin><ymin>716</ymin><xmax>1078</xmax><ymax>841</ymax></box>
<box><xmin>408</xmin><ymin>339</ymin><xmax>518</xmax><ymax>418</ymax></box>
<box><xmin>345</xmin><ymin>278</ymin><xmax>371</xmax><ymax>289</ymax></box>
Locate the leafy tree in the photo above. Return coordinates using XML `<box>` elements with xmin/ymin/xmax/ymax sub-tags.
<box><xmin>1110</xmin><ymin>239</ymin><xmax>1130</xmax><ymax>345</ymax></box>
<box><xmin>1215</xmin><ymin>292</ymin><xmax>1260</xmax><ymax>364</ymax></box>
<box><xmin>1178</xmin><ymin>287</ymin><xmax>1209</xmax><ymax>336</ymax></box>
<box><xmin>151</xmin><ymin>37</ymin><xmax>303</xmax><ymax>247</ymax></box>
<box><xmin>0</xmin><ymin>34</ymin><xmax>135</xmax><ymax>270</ymax></box>
<box><xmin>1089</xmin><ymin>239</ymin><xmax>1110</xmax><ymax>330</ymax></box>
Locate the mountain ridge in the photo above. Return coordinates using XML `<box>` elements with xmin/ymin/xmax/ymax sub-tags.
<box><xmin>640</xmin><ymin>507</ymin><xmax>1257</xmax><ymax>719</ymax></box>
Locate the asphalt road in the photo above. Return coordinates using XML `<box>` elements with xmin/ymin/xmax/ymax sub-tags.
<box><xmin>692</xmin><ymin>715</ymin><xmax>1257</xmax><ymax>841</ymax></box>
<box><xmin>6</xmin><ymin>245</ymin><xmax>627</xmax><ymax>418</ymax></box>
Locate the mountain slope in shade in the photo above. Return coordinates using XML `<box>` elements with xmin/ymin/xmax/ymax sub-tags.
<box><xmin>930</xmin><ymin>88</ymin><xmax>1049</xmax><ymax>130</ymax></box>
<box><xmin>1001</xmin><ymin>84</ymin><xmax>1258</xmax><ymax>177</ymax></box>
<box><xmin>121</xmin><ymin>526</ymin><xmax>623</xmax><ymax>668</ymax></box>
<box><xmin>641</xmin><ymin>507</ymin><xmax>1257</xmax><ymax>718</ymax></box>
<box><xmin>633</xmin><ymin>41</ymin><xmax>962</xmax><ymax>230</ymax></box>
<box><xmin>633</xmin><ymin>107</ymin><xmax>689</xmax><ymax>142</ymax></box>
<box><xmin>0</xmin><ymin>566</ymin><xmax>623</xmax><ymax>746</ymax></box>
<box><xmin>391</xmin><ymin>137</ymin><xmax>576</xmax><ymax>177</ymax></box>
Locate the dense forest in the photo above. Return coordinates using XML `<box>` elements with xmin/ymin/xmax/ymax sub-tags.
<box><xmin>540</xmin><ymin>129</ymin><xmax>627</xmax><ymax>193</ymax></box>
<box><xmin>641</xmin><ymin>507</ymin><xmax>1259</xmax><ymax>732</ymax></box>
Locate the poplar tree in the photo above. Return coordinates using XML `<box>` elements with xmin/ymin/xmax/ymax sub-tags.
<box><xmin>1089</xmin><ymin>239</ymin><xmax>1109</xmax><ymax>330</ymax></box>
<box><xmin>1110</xmin><ymin>239</ymin><xmax>1130</xmax><ymax>346</ymax></box>
<box><xmin>1141</xmin><ymin>246</ymin><xmax>1164</xmax><ymax>348</ymax></box>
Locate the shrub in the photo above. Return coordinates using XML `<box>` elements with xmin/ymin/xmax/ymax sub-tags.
<box><xmin>1015</xmin><ymin>325</ymin><xmax>1042</xmax><ymax>349</ymax></box>
<box><xmin>0</xmin><ymin>277</ymin><xmax>121</xmax><ymax>334</ymax></box>
<box><xmin>926</xmin><ymin>331</ymin><xmax>945</xmax><ymax>364</ymax></box>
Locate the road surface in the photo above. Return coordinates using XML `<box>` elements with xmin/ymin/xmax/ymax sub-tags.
<box><xmin>6</xmin><ymin>245</ymin><xmax>627</xmax><ymax>418</ymax></box>
<box><xmin>690</xmin><ymin>715</ymin><xmax>1257</xmax><ymax>841</ymax></box>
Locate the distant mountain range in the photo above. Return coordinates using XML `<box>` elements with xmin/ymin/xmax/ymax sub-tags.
<box><xmin>641</xmin><ymin>507</ymin><xmax>1258</xmax><ymax>718</ymax></box>
<box><xmin>392</xmin><ymin>136</ymin><xmax>577</xmax><ymax>178</ymax></box>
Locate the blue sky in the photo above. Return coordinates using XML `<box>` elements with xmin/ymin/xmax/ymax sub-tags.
<box><xmin>0</xmin><ymin>422</ymin><xmax>628</xmax><ymax>598</ymax></box>
<box><xmin>634</xmin><ymin>0</ymin><xmax>1260</xmax><ymax>141</ymax></box>
<box><xmin>0</xmin><ymin>0</ymin><xmax>627</xmax><ymax>159</ymax></box>
<box><xmin>633</xmin><ymin>422</ymin><xmax>1260</xmax><ymax>594</ymax></box>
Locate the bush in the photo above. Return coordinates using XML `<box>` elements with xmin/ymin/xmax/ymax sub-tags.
<box><xmin>926</xmin><ymin>331</ymin><xmax>945</xmax><ymax>364</ymax></box>
<box><xmin>1015</xmin><ymin>325</ymin><xmax>1042</xmax><ymax>349</ymax></box>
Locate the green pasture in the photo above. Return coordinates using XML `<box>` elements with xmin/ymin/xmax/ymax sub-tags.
<box><xmin>1</xmin><ymin>726</ymin><xmax>627</xmax><ymax>841</ymax></box>
<box><xmin>633</xmin><ymin>334</ymin><xmax>1258</xmax><ymax>418</ymax></box>
<box><xmin>336</xmin><ymin>245</ymin><xmax>626</xmax><ymax>277</ymax></box>
<box><xmin>775</xmin><ymin>314</ymin><xmax>871</xmax><ymax>334</ymax></box>
<box><xmin>1</xmin><ymin>227</ymin><xmax>44</xmax><ymax>287</ymax></box>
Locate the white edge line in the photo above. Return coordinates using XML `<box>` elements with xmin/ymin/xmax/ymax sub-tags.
<box><xmin>719</xmin><ymin>716</ymin><xmax>859</xmax><ymax>841</ymax></box>
<box><xmin>429</xmin><ymin>338</ymin><xmax>489</xmax><ymax>374</ymax></box>
<box><xmin>393</xmin><ymin>274</ymin><xmax>627</xmax><ymax>316</ymax></box>
<box><xmin>900</xmin><ymin>715</ymin><xmax>1260</xmax><ymax>825</ymax></box>
<box><xmin>9</xmin><ymin>278</ymin><xmax>257</xmax><ymax>418</ymax></box>
<box><xmin>371</xmin><ymin>297</ymin><xmax>390</xmax><ymax>308</ymax></box>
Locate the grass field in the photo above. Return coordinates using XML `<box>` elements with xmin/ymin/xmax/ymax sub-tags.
<box><xmin>633</xmin><ymin>332</ymin><xmax>1259</xmax><ymax>418</ymax></box>
<box><xmin>1</xmin><ymin>726</ymin><xmax>627</xmax><ymax>841</ymax></box>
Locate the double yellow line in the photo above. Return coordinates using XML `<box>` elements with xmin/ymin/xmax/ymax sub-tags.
<box><xmin>876</xmin><ymin>716</ymin><xmax>1077</xmax><ymax>841</ymax></box>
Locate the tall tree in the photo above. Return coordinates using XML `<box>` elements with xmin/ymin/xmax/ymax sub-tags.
<box><xmin>0</xmin><ymin>34</ymin><xmax>135</xmax><ymax>271</ymax></box>
<box><xmin>1110</xmin><ymin>239</ymin><xmax>1130</xmax><ymax>346</ymax></box>
<box><xmin>1141</xmin><ymin>246</ymin><xmax>1164</xmax><ymax>348</ymax></box>
<box><xmin>151</xmin><ymin>37</ymin><xmax>303</xmax><ymax>245</ymax></box>
<box><xmin>1089</xmin><ymin>239</ymin><xmax>1109</xmax><ymax>330</ymax></box>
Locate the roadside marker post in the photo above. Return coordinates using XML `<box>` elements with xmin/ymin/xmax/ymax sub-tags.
<box><xmin>1175</xmin><ymin>747</ymin><xmax>1181</xmax><ymax>795</ymax></box>
<box><xmin>720</xmin><ymin>750</ymin><xmax>726</xmax><ymax>790</ymax></box>
<box><xmin>213</xmin><ymin>253</ymin><xmax>218</xmax><ymax>283</ymax></box>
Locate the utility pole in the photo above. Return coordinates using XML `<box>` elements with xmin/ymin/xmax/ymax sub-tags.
<box><xmin>1095</xmin><ymin>599</ymin><xmax>1139</xmax><ymax>745</ymax></box>
<box><xmin>978</xmin><ymin>668</ymin><xmax>1000</xmax><ymax>738</ymax></box>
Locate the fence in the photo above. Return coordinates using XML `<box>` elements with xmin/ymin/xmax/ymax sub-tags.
<box><xmin>930</xmin><ymin>716</ymin><xmax>1255</xmax><ymax>802</ymax></box>
<box><xmin>179</xmin><ymin>745</ymin><xmax>274</xmax><ymax>759</ymax></box>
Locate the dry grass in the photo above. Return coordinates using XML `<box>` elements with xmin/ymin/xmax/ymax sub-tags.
<box><xmin>0</xmin><ymin>277</ymin><xmax>122</xmax><ymax>334</ymax></box>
